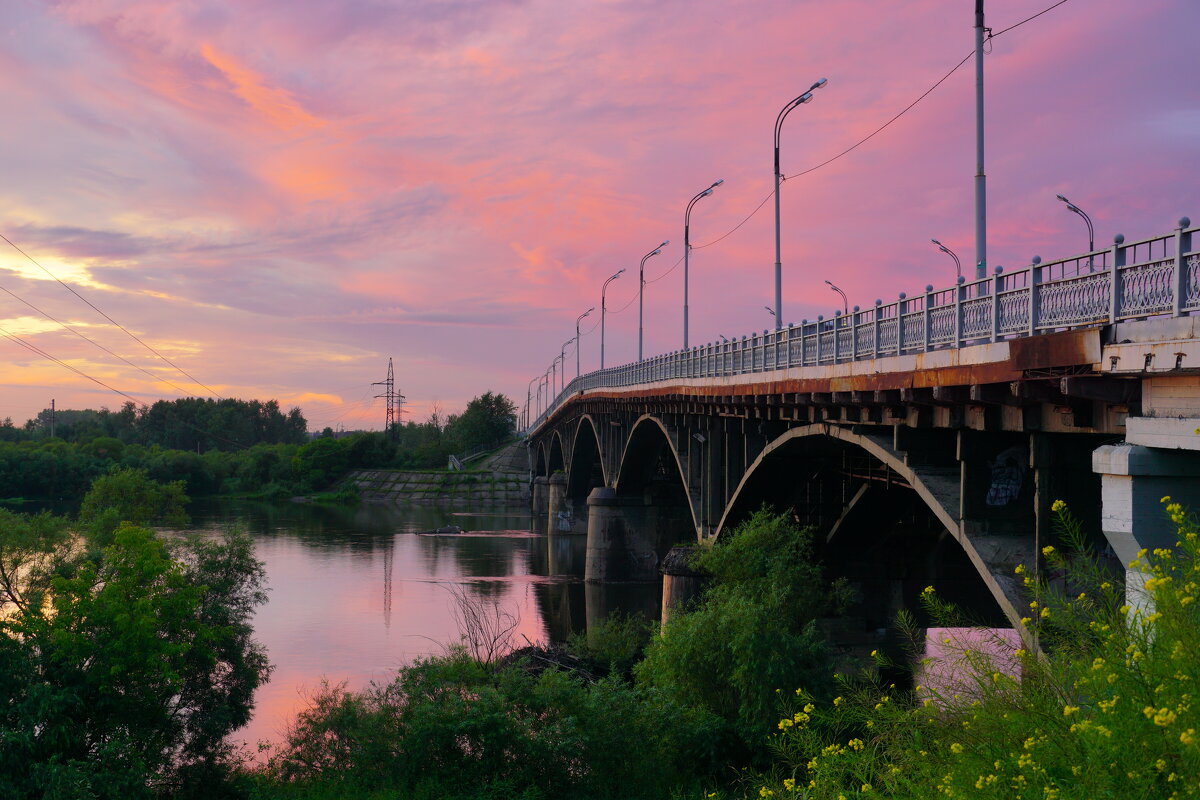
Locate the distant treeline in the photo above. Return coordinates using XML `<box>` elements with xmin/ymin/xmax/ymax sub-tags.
<box><xmin>0</xmin><ymin>392</ymin><xmax>517</xmax><ymax>509</ymax></box>
<box><xmin>3</xmin><ymin>398</ymin><xmax>307</xmax><ymax>452</ymax></box>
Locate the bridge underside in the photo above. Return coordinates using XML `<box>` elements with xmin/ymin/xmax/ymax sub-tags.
<box><xmin>528</xmin><ymin>324</ymin><xmax>1200</xmax><ymax>632</ymax></box>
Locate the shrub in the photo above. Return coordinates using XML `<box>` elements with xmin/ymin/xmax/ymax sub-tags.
<box><xmin>635</xmin><ymin>508</ymin><xmax>850</xmax><ymax>763</ymax></box>
<box><xmin>755</xmin><ymin>500</ymin><xmax>1200</xmax><ymax>799</ymax></box>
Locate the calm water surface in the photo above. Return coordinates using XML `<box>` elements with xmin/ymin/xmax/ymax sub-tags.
<box><xmin>186</xmin><ymin>499</ymin><xmax>658</xmax><ymax>751</ymax></box>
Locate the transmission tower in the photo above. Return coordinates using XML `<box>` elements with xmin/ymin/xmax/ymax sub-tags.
<box><xmin>373</xmin><ymin>358</ymin><xmax>395</xmax><ymax>436</ymax></box>
<box><xmin>373</xmin><ymin>358</ymin><xmax>406</xmax><ymax>439</ymax></box>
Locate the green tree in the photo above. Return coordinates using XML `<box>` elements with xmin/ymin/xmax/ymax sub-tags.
<box><xmin>445</xmin><ymin>391</ymin><xmax>517</xmax><ymax>452</ymax></box>
<box><xmin>0</xmin><ymin>521</ymin><xmax>270</xmax><ymax>798</ymax></box>
<box><xmin>78</xmin><ymin>466</ymin><xmax>189</xmax><ymax>545</ymax></box>
<box><xmin>635</xmin><ymin>508</ymin><xmax>850</xmax><ymax>761</ymax></box>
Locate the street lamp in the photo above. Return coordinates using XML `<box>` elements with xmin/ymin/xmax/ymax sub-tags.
<box><xmin>684</xmin><ymin>179</ymin><xmax>723</xmax><ymax>349</ymax></box>
<box><xmin>824</xmin><ymin>280</ymin><xmax>848</xmax><ymax>315</ymax></box>
<box><xmin>526</xmin><ymin>375</ymin><xmax>539</xmax><ymax>428</ymax></box>
<box><xmin>638</xmin><ymin>240</ymin><xmax>669</xmax><ymax>361</ymax></box>
<box><xmin>764</xmin><ymin>306</ymin><xmax>776</xmax><ymax>318</ymax></box>
<box><xmin>601</xmin><ymin>269</ymin><xmax>624</xmax><ymax>370</ymax></box>
<box><xmin>1056</xmin><ymin>193</ymin><xmax>1095</xmax><ymax>265</ymax></box>
<box><xmin>575</xmin><ymin>307</ymin><xmax>594</xmax><ymax>377</ymax></box>
<box><xmin>773</xmin><ymin>77</ymin><xmax>828</xmax><ymax>329</ymax></box>
<box><xmin>931</xmin><ymin>239</ymin><xmax>962</xmax><ymax>281</ymax></box>
<box><xmin>559</xmin><ymin>339</ymin><xmax>572</xmax><ymax>395</ymax></box>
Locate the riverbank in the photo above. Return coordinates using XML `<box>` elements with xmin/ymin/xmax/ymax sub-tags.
<box><xmin>349</xmin><ymin>441</ymin><xmax>529</xmax><ymax>506</ymax></box>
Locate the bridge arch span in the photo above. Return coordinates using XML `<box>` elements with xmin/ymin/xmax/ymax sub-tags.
<box><xmin>717</xmin><ymin>423</ymin><xmax>1023</xmax><ymax>630</ymax></box>
<box><xmin>547</xmin><ymin>430</ymin><xmax>566</xmax><ymax>475</ymax></box>
<box><xmin>566</xmin><ymin>415</ymin><xmax>606</xmax><ymax>508</ymax></box>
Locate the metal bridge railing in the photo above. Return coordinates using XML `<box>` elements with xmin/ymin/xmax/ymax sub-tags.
<box><xmin>530</xmin><ymin>220</ymin><xmax>1198</xmax><ymax>431</ymax></box>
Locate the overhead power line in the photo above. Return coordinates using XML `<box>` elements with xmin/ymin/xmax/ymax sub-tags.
<box><xmin>0</xmin><ymin>232</ymin><xmax>223</xmax><ymax>398</ymax></box>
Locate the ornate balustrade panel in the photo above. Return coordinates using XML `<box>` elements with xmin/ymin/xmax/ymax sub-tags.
<box><xmin>928</xmin><ymin>305</ymin><xmax>955</xmax><ymax>346</ymax></box>
<box><xmin>961</xmin><ymin>296</ymin><xmax>992</xmax><ymax>339</ymax></box>
<box><xmin>1185</xmin><ymin>254</ymin><xmax>1200</xmax><ymax>312</ymax></box>
<box><xmin>1037</xmin><ymin>272</ymin><xmax>1110</xmax><ymax>329</ymax></box>
<box><xmin>1118</xmin><ymin>258</ymin><xmax>1175</xmax><ymax>319</ymax></box>
<box><xmin>901</xmin><ymin>312</ymin><xmax>924</xmax><ymax>353</ymax></box>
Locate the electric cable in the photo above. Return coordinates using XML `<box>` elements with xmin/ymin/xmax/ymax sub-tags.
<box><xmin>0</xmin><ymin>232</ymin><xmax>223</xmax><ymax>398</ymax></box>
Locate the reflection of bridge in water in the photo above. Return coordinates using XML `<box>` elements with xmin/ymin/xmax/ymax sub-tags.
<box><xmin>526</xmin><ymin>219</ymin><xmax>1200</xmax><ymax>647</ymax></box>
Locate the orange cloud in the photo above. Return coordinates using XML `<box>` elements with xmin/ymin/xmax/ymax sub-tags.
<box><xmin>200</xmin><ymin>42</ymin><xmax>325</xmax><ymax>133</ymax></box>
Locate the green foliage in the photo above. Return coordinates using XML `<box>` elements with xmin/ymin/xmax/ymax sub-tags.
<box><xmin>259</xmin><ymin>648</ymin><xmax>718</xmax><ymax>800</ymax></box>
<box><xmin>445</xmin><ymin>391</ymin><xmax>517</xmax><ymax>453</ymax></box>
<box><xmin>755</xmin><ymin>501</ymin><xmax>1200</xmax><ymax>800</ymax></box>
<box><xmin>567</xmin><ymin>610</ymin><xmax>655</xmax><ymax>678</ymax></box>
<box><xmin>78</xmin><ymin>466</ymin><xmax>189</xmax><ymax>544</ymax></box>
<box><xmin>635</xmin><ymin>508</ymin><xmax>850</xmax><ymax>761</ymax></box>
<box><xmin>0</xmin><ymin>517</ymin><xmax>271</xmax><ymax>798</ymax></box>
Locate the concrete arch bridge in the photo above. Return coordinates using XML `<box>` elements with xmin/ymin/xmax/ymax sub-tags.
<box><xmin>527</xmin><ymin>220</ymin><xmax>1200</xmax><ymax>637</ymax></box>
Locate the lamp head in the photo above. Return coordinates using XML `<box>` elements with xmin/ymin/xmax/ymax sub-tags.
<box><xmin>652</xmin><ymin>249</ymin><xmax>661</xmax><ymax>256</ymax></box>
<box><xmin>1056</xmin><ymin>193</ymin><xmax>1070</xmax><ymax>204</ymax></box>
<box><xmin>809</xmin><ymin>77</ymin><xmax>828</xmax><ymax>91</ymax></box>
<box><xmin>931</xmin><ymin>238</ymin><xmax>943</xmax><ymax>246</ymax></box>
<box><xmin>702</xmin><ymin>189</ymin><xmax>712</xmax><ymax>197</ymax></box>
<box><xmin>660</xmin><ymin>240</ymin><xmax>670</xmax><ymax>247</ymax></box>
<box><xmin>824</xmin><ymin>279</ymin><xmax>834</xmax><ymax>287</ymax></box>
<box><xmin>798</xmin><ymin>91</ymin><xmax>814</xmax><ymax>105</ymax></box>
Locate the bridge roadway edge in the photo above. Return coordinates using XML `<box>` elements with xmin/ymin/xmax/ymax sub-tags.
<box><xmin>527</xmin><ymin>318</ymin><xmax>1200</xmax><ymax>645</ymax></box>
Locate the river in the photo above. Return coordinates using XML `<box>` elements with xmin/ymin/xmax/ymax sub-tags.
<box><xmin>187</xmin><ymin>499</ymin><xmax>659</xmax><ymax>753</ymax></box>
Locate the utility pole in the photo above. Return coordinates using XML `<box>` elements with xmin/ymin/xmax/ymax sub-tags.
<box><xmin>373</xmin><ymin>358</ymin><xmax>397</xmax><ymax>439</ymax></box>
<box><xmin>49</xmin><ymin>399</ymin><xmax>55</xmax><ymax>438</ymax></box>
<box><xmin>974</xmin><ymin>0</ymin><xmax>988</xmax><ymax>280</ymax></box>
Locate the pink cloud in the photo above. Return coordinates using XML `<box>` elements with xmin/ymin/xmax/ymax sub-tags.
<box><xmin>0</xmin><ymin>0</ymin><xmax>1192</xmax><ymax>424</ymax></box>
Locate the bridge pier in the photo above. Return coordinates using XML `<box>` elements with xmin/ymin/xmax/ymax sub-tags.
<box><xmin>547</xmin><ymin>472</ymin><xmax>568</xmax><ymax>531</ymax></box>
<box><xmin>659</xmin><ymin>545</ymin><xmax>707</xmax><ymax>630</ymax></box>
<box><xmin>531</xmin><ymin>475</ymin><xmax>549</xmax><ymax>517</ymax></box>
<box><xmin>1093</xmin><ymin>442</ymin><xmax>1200</xmax><ymax>613</ymax></box>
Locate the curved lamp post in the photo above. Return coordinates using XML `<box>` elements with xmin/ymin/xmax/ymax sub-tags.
<box><xmin>575</xmin><ymin>307</ymin><xmax>594</xmax><ymax>377</ymax></box>
<box><xmin>1056</xmin><ymin>191</ymin><xmax>1094</xmax><ymax>257</ymax></box>
<box><xmin>638</xmin><ymin>241</ymin><xmax>669</xmax><ymax>361</ymax></box>
<box><xmin>684</xmin><ymin>179</ymin><xmax>723</xmax><ymax>349</ymax></box>
<box><xmin>558</xmin><ymin>339</ymin><xmax>572</xmax><ymax>396</ymax></box>
<box><xmin>601</xmin><ymin>269</ymin><xmax>624</xmax><ymax>370</ymax></box>
<box><xmin>931</xmin><ymin>238</ymin><xmax>962</xmax><ymax>281</ymax></box>
<box><xmin>526</xmin><ymin>375</ymin><xmax>539</xmax><ymax>428</ymax></box>
<box><xmin>824</xmin><ymin>280</ymin><xmax>848</xmax><ymax>314</ymax></box>
<box><xmin>773</xmin><ymin>77</ymin><xmax>828</xmax><ymax>329</ymax></box>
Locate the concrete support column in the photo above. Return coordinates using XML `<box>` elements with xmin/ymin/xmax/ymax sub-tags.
<box><xmin>1093</xmin><ymin>443</ymin><xmax>1200</xmax><ymax>612</ymax></box>
<box><xmin>531</xmin><ymin>476</ymin><xmax>549</xmax><ymax>517</ymax></box>
<box><xmin>585</xmin><ymin>487</ymin><xmax>658</xmax><ymax>582</ymax></box>
<box><xmin>660</xmin><ymin>545</ymin><xmax>708</xmax><ymax>630</ymax></box>
<box><xmin>547</xmin><ymin>472</ymin><xmax>567</xmax><ymax>531</ymax></box>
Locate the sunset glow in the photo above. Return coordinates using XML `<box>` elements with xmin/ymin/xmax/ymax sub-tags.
<box><xmin>1</xmin><ymin>0</ymin><xmax>1195</xmax><ymax>428</ymax></box>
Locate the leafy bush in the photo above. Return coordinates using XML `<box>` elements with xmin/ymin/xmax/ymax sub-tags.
<box><xmin>260</xmin><ymin>649</ymin><xmax>718</xmax><ymax>800</ymax></box>
<box><xmin>755</xmin><ymin>500</ymin><xmax>1200</xmax><ymax>799</ymax></box>
<box><xmin>635</xmin><ymin>508</ymin><xmax>850</xmax><ymax>762</ymax></box>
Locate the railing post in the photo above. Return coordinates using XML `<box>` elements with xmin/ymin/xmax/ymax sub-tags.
<box><xmin>1108</xmin><ymin>234</ymin><xmax>1125</xmax><ymax>323</ymax></box>
<box><xmin>815</xmin><ymin>316</ymin><xmax>824</xmax><ymax>363</ymax></box>
<box><xmin>873</xmin><ymin>300</ymin><xmax>881</xmax><ymax>357</ymax></box>
<box><xmin>849</xmin><ymin>310</ymin><xmax>858</xmax><ymax>361</ymax></box>
<box><xmin>990</xmin><ymin>268</ymin><xmax>1001</xmax><ymax>342</ymax></box>
<box><xmin>896</xmin><ymin>295</ymin><xmax>906</xmax><ymax>353</ymax></box>
<box><xmin>953</xmin><ymin>278</ymin><xmax>963</xmax><ymax>347</ymax></box>
<box><xmin>923</xmin><ymin>285</ymin><xmax>933</xmax><ymax>352</ymax></box>
<box><xmin>1172</xmin><ymin>217</ymin><xmax>1192</xmax><ymax>318</ymax></box>
<box><xmin>786</xmin><ymin>323</ymin><xmax>795</xmax><ymax>366</ymax></box>
<box><xmin>1028</xmin><ymin>259</ymin><xmax>1041</xmax><ymax>337</ymax></box>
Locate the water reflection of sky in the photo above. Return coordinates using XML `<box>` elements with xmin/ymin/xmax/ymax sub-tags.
<box><xmin>187</xmin><ymin>500</ymin><xmax>578</xmax><ymax>754</ymax></box>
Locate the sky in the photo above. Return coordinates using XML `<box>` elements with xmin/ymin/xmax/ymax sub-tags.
<box><xmin>0</xmin><ymin>0</ymin><xmax>1196</xmax><ymax>432</ymax></box>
